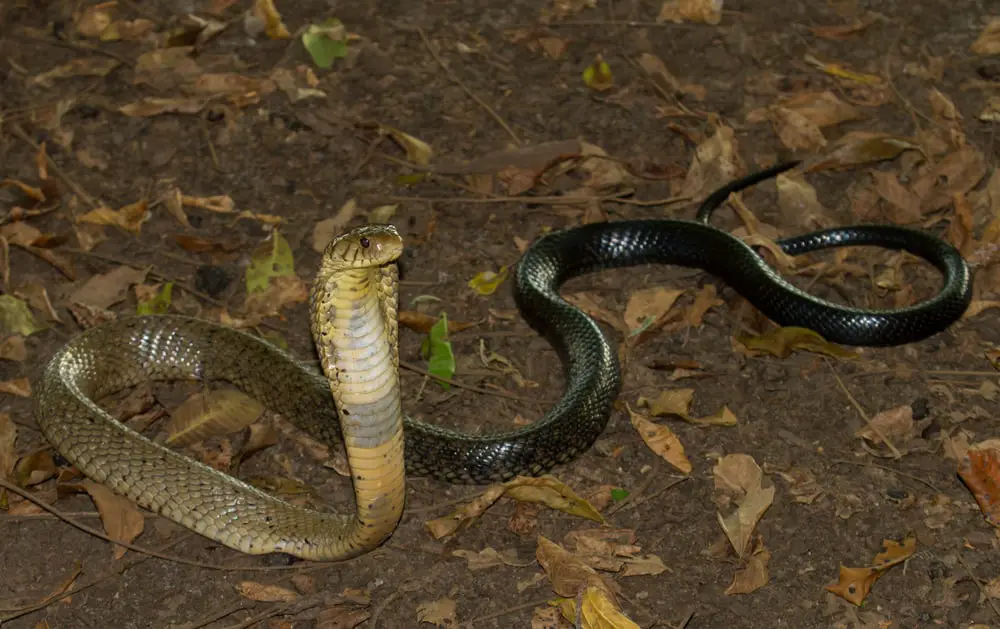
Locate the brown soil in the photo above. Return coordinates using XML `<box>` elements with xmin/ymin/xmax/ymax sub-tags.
<box><xmin>2</xmin><ymin>1</ymin><xmax>1000</xmax><ymax>628</ymax></box>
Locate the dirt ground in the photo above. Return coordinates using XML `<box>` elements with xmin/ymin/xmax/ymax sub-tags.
<box><xmin>2</xmin><ymin>0</ymin><xmax>1000</xmax><ymax>628</ymax></box>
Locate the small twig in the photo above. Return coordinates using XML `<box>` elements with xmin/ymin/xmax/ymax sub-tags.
<box><xmin>400</xmin><ymin>360</ymin><xmax>556</xmax><ymax>403</ymax></box>
<box><xmin>460</xmin><ymin>597</ymin><xmax>553</xmax><ymax>628</ymax></box>
<box><xmin>378</xmin><ymin>191</ymin><xmax>677</xmax><ymax>205</ymax></box>
<box><xmin>10</xmin><ymin>123</ymin><xmax>101</xmax><ymax>209</ymax></box>
<box><xmin>825</xmin><ymin>358</ymin><xmax>902</xmax><ymax>458</ymax></box>
<box><xmin>606</xmin><ymin>475</ymin><xmax>690</xmax><ymax>516</ymax></box>
<box><xmin>956</xmin><ymin>552</ymin><xmax>1000</xmax><ymax>622</ymax></box>
<box><xmin>65</xmin><ymin>247</ymin><xmax>227</xmax><ymax>308</ymax></box>
<box><xmin>395</xmin><ymin>22</ymin><xmax>522</xmax><ymax>146</ymax></box>
<box><xmin>368</xmin><ymin>588</ymin><xmax>404</xmax><ymax>629</ymax></box>
<box><xmin>171</xmin><ymin>602</ymin><xmax>252</xmax><ymax>629</ymax></box>
<box><xmin>0</xmin><ymin>479</ymin><xmax>358</xmax><ymax>572</ymax></box>
<box><xmin>829</xmin><ymin>459</ymin><xmax>942</xmax><ymax>494</ymax></box>
<box><xmin>12</xmin><ymin>34</ymin><xmax>135</xmax><ymax>67</ymax></box>
<box><xmin>403</xmin><ymin>489</ymin><xmax>489</xmax><ymax>515</ymax></box>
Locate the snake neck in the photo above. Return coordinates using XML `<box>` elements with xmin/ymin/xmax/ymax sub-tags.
<box><xmin>310</xmin><ymin>265</ymin><xmax>405</xmax><ymax>545</ymax></box>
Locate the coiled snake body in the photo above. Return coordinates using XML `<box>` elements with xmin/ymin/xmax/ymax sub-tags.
<box><xmin>35</xmin><ymin>163</ymin><xmax>973</xmax><ymax>560</ymax></box>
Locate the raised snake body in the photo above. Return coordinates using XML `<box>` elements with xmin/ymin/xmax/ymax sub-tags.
<box><xmin>34</xmin><ymin>164</ymin><xmax>973</xmax><ymax>560</ymax></box>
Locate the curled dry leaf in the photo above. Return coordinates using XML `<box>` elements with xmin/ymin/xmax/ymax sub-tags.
<box><xmin>236</xmin><ymin>581</ymin><xmax>298</xmax><ymax>602</ymax></box>
<box><xmin>637</xmin><ymin>52</ymin><xmax>706</xmax><ymax>100</ymax></box>
<box><xmin>416</xmin><ymin>597</ymin><xmax>457</xmax><ymax>627</ymax></box>
<box><xmin>854</xmin><ymin>405</ymin><xmax>919</xmax><ymax>445</ymax></box>
<box><xmin>399</xmin><ymin>311</ymin><xmax>476</xmax><ymax>335</ymax></box>
<box><xmin>70</xmin><ymin>265</ymin><xmax>149</xmax><ymax>310</ymax></box>
<box><xmin>626</xmin><ymin>404</ymin><xmax>691</xmax><ymax>474</ymax></box>
<box><xmin>713</xmin><ymin>454</ymin><xmax>775</xmax><ymax>559</ymax></box>
<box><xmin>164</xmin><ymin>389</ymin><xmax>266</xmax><ymax>447</ymax></box>
<box><xmin>809</xmin><ymin>14</ymin><xmax>876</xmax><ymax>40</ymax></box>
<box><xmin>74</xmin><ymin>479</ymin><xmax>145</xmax><ymax>559</ymax></box>
<box><xmin>911</xmin><ymin>147</ymin><xmax>987</xmax><ymax>213</ymax></box>
<box><xmin>425</xmin><ymin>475</ymin><xmax>604</xmax><ymax>539</ymax></box>
<box><xmin>825</xmin><ymin>533</ymin><xmax>916</xmax><ymax>605</ymax></box>
<box><xmin>564</xmin><ymin>292</ymin><xmax>627</xmax><ymax>335</ymax></box>
<box><xmin>657</xmin><ymin>0</ymin><xmax>723</xmax><ymax>25</ymax></box>
<box><xmin>555</xmin><ymin>585</ymin><xmax>641</xmax><ymax>629</ymax></box>
<box><xmin>312</xmin><ymin>199</ymin><xmax>358</xmax><ymax>253</ymax></box>
<box><xmin>726</xmin><ymin>541</ymin><xmax>770</xmax><ymax>595</ymax></box>
<box><xmin>735</xmin><ymin>326</ymin><xmax>857</xmax><ymax>359</ymax></box>
<box><xmin>0</xmin><ymin>413</ymin><xmax>16</xmax><ymax>485</ymax></box>
<box><xmin>638</xmin><ymin>388</ymin><xmax>737</xmax><ymax>426</ymax></box>
<box><xmin>971</xmin><ymin>17</ymin><xmax>1000</xmax><ymax>56</ymax></box>
<box><xmin>383</xmin><ymin>126</ymin><xmax>433</xmax><ymax>165</ymax></box>
<box><xmin>536</xmin><ymin>536</ymin><xmax>616</xmax><ymax>600</ymax></box>
<box><xmin>679</xmin><ymin>124</ymin><xmax>745</xmax><ymax>202</ymax></box>
<box><xmin>775</xmin><ymin>172</ymin><xmax>830</xmax><ymax>230</ymax></box>
<box><xmin>686</xmin><ymin>284</ymin><xmax>723</xmax><ymax>326</ymax></box>
<box><xmin>871</xmin><ymin>171</ymin><xmax>922</xmax><ymax>224</ymax></box>
<box><xmin>14</xmin><ymin>450</ymin><xmax>57</xmax><ymax>487</ymax></box>
<box><xmin>623</xmin><ymin>286</ymin><xmax>683</xmax><ymax>338</ymax></box>
<box><xmin>805</xmin><ymin>132</ymin><xmax>922</xmax><ymax>172</ymax></box>
<box><xmin>0</xmin><ymin>377</ymin><xmax>31</xmax><ymax>397</ymax></box>
<box><xmin>78</xmin><ymin>200</ymin><xmax>151</xmax><ymax>235</ymax></box>
<box><xmin>452</xmin><ymin>546</ymin><xmax>520</xmax><ymax>570</ymax></box>
<box><xmin>771</xmin><ymin>106</ymin><xmax>827</xmax><ymax>152</ymax></box>
<box><xmin>958</xmin><ymin>441</ymin><xmax>1000</xmax><ymax>528</ymax></box>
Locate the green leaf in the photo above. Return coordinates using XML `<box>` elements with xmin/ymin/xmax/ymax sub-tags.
<box><xmin>610</xmin><ymin>488</ymin><xmax>629</xmax><ymax>501</ymax></box>
<box><xmin>136</xmin><ymin>282</ymin><xmax>173</xmax><ymax>315</ymax></box>
<box><xmin>421</xmin><ymin>312</ymin><xmax>456</xmax><ymax>390</ymax></box>
<box><xmin>301</xmin><ymin>19</ymin><xmax>349</xmax><ymax>69</ymax></box>
<box><xmin>0</xmin><ymin>296</ymin><xmax>45</xmax><ymax>336</ymax></box>
<box><xmin>246</xmin><ymin>231</ymin><xmax>295</xmax><ymax>293</ymax></box>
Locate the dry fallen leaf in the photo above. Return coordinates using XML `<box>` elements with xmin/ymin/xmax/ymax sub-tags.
<box><xmin>971</xmin><ymin>17</ymin><xmax>1000</xmax><ymax>56</ymax></box>
<box><xmin>713</xmin><ymin>454</ymin><xmax>775</xmax><ymax>559</ymax></box>
<box><xmin>726</xmin><ymin>541</ymin><xmax>770</xmax><ymax>595</ymax></box>
<box><xmin>775</xmin><ymin>172</ymin><xmax>830</xmax><ymax>230</ymax></box>
<box><xmin>958</xmin><ymin>441</ymin><xmax>1000</xmax><ymax>528</ymax></box>
<box><xmin>855</xmin><ymin>405</ymin><xmax>918</xmax><ymax>445</ymax></box>
<box><xmin>735</xmin><ymin>327</ymin><xmax>858</xmax><ymax>359</ymax></box>
<box><xmin>771</xmin><ymin>106</ymin><xmax>828</xmax><ymax>152</ymax></box>
<box><xmin>825</xmin><ymin>533</ymin><xmax>916</xmax><ymax>605</ymax></box>
<box><xmin>73</xmin><ymin>479</ymin><xmax>145</xmax><ymax>559</ymax></box>
<box><xmin>452</xmin><ymin>546</ymin><xmax>520</xmax><ymax>570</ymax></box>
<box><xmin>77</xmin><ymin>200</ymin><xmax>151</xmax><ymax>235</ymax></box>
<box><xmin>679</xmin><ymin>124</ymin><xmax>745</xmax><ymax>202</ymax></box>
<box><xmin>623</xmin><ymin>286</ymin><xmax>683</xmax><ymax>338</ymax></box>
<box><xmin>806</xmin><ymin>132</ymin><xmax>922</xmax><ymax>172</ymax></box>
<box><xmin>69</xmin><ymin>265</ymin><xmax>150</xmax><ymax>310</ymax></box>
<box><xmin>638</xmin><ymin>388</ymin><xmax>737</xmax><ymax>426</ymax></box>
<box><xmin>425</xmin><ymin>476</ymin><xmax>604</xmax><ymax>539</ymax></box>
<box><xmin>312</xmin><ymin>199</ymin><xmax>358</xmax><ymax>253</ymax></box>
<box><xmin>657</xmin><ymin>0</ymin><xmax>722</xmax><ymax>25</ymax></box>
<box><xmin>416</xmin><ymin>597</ymin><xmax>457</xmax><ymax>627</ymax></box>
<box><xmin>236</xmin><ymin>581</ymin><xmax>298</xmax><ymax>602</ymax></box>
<box><xmin>164</xmin><ymin>389</ymin><xmax>266</xmax><ymax>447</ymax></box>
<box><xmin>626</xmin><ymin>404</ymin><xmax>691</xmax><ymax>474</ymax></box>
<box><xmin>871</xmin><ymin>170</ymin><xmax>922</xmax><ymax>224</ymax></box>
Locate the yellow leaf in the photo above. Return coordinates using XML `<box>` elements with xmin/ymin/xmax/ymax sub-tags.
<box><xmin>735</xmin><ymin>326</ymin><xmax>857</xmax><ymax>359</ymax></box>
<box><xmin>623</xmin><ymin>286</ymin><xmax>683</xmax><ymax>337</ymax></box>
<box><xmin>626</xmin><ymin>404</ymin><xmax>691</xmax><ymax>474</ymax></box>
<box><xmin>583</xmin><ymin>55</ymin><xmax>613</xmax><ymax>91</ymax></box>
<box><xmin>468</xmin><ymin>266</ymin><xmax>509</xmax><ymax>296</ymax></box>
<box><xmin>382</xmin><ymin>126</ymin><xmax>432</xmax><ymax>165</ymax></box>
<box><xmin>252</xmin><ymin>0</ymin><xmax>290</xmax><ymax>39</ymax></box>
<box><xmin>804</xmin><ymin>54</ymin><xmax>884</xmax><ymax>84</ymax></box>
<box><xmin>577</xmin><ymin>586</ymin><xmax>641</xmax><ymax>628</ymax></box>
<box><xmin>77</xmin><ymin>200</ymin><xmax>150</xmax><ymax>236</ymax></box>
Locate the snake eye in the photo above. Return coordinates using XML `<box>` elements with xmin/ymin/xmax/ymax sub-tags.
<box><xmin>359</xmin><ymin>237</ymin><xmax>370</xmax><ymax>248</ymax></box>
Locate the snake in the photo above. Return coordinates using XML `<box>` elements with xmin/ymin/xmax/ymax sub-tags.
<box><xmin>34</xmin><ymin>162</ymin><xmax>973</xmax><ymax>561</ymax></box>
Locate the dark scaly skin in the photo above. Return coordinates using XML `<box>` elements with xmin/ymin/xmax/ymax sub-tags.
<box><xmin>35</xmin><ymin>165</ymin><xmax>973</xmax><ymax>560</ymax></box>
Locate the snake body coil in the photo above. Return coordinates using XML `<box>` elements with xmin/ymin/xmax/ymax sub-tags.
<box><xmin>35</xmin><ymin>163</ymin><xmax>972</xmax><ymax>560</ymax></box>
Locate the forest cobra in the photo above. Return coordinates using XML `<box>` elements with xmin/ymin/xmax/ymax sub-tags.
<box><xmin>34</xmin><ymin>162</ymin><xmax>973</xmax><ymax>561</ymax></box>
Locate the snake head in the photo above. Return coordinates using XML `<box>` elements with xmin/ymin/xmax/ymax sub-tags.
<box><xmin>321</xmin><ymin>224</ymin><xmax>403</xmax><ymax>271</ymax></box>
